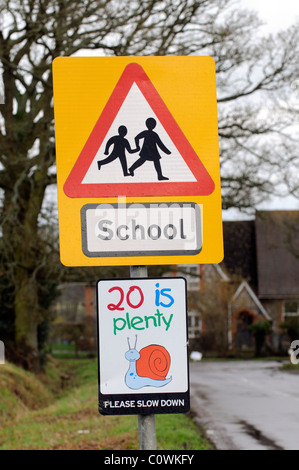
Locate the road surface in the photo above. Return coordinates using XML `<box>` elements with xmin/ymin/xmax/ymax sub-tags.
<box><xmin>190</xmin><ymin>360</ymin><xmax>299</xmax><ymax>450</ymax></box>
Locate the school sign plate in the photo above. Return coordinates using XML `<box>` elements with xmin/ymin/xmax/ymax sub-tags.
<box><xmin>81</xmin><ymin>202</ymin><xmax>202</xmax><ymax>257</ymax></box>
<box><xmin>53</xmin><ymin>56</ymin><xmax>223</xmax><ymax>266</ymax></box>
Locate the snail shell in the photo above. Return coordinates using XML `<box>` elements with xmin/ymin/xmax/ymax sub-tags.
<box><xmin>136</xmin><ymin>344</ymin><xmax>171</xmax><ymax>381</ymax></box>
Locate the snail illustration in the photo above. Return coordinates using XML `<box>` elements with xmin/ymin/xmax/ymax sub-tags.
<box><xmin>125</xmin><ymin>335</ymin><xmax>172</xmax><ymax>390</ymax></box>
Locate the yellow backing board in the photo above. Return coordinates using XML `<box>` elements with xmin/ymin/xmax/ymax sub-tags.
<box><xmin>53</xmin><ymin>56</ymin><xmax>223</xmax><ymax>266</ymax></box>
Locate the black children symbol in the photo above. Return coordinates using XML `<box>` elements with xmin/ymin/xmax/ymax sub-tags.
<box><xmin>129</xmin><ymin>118</ymin><xmax>171</xmax><ymax>180</ymax></box>
<box><xmin>97</xmin><ymin>125</ymin><xmax>139</xmax><ymax>177</ymax></box>
<box><xmin>97</xmin><ymin>118</ymin><xmax>171</xmax><ymax>181</ymax></box>
<box><xmin>125</xmin><ymin>335</ymin><xmax>172</xmax><ymax>390</ymax></box>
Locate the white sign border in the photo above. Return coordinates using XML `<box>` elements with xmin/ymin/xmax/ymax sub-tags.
<box><xmin>81</xmin><ymin>202</ymin><xmax>202</xmax><ymax>258</ymax></box>
<box><xmin>96</xmin><ymin>277</ymin><xmax>190</xmax><ymax>415</ymax></box>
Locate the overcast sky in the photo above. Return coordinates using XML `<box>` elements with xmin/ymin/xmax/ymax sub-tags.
<box><xmin>48</xmin><ymin>1</ymin><xmax>299</xmax><ymax>219</ymax></box>
<box><xmin>242</xmin><ymin>0</ymin><xmax>299</xmax><ymax>32</ymax></box>
<box><xmin>222</xmin><ymin>0</ymin><xmax>299</xmax><ymax>219</ymax></box>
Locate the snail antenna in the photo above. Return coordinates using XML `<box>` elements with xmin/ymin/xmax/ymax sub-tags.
<box><xmin>134</xmin><ymin>335</ymin><xmax>138</xmax><ymax>349</ymax></box>
<box><xmin>127</xmin><ymin>337</ymin><xmax>131</xmax><ymax>349</ymax></box>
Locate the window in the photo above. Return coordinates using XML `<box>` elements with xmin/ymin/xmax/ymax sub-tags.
<box><xmin>177</xmin><ymin>265</ymin><xmax>200</xmax><ymax>291</ymax></box>
<box><xmin>283</xmin><ymin>301</ymin><xmax>299</xmax><ymax>320</ymax></box>
<box><xmin>188</xmin><ymin>310</ymin><xmax>202</xmax><ymax>338</ymax></box>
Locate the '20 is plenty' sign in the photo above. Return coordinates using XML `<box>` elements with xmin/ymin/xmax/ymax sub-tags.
<box><xmin>97</xmin><ymin>277</ymin><xmax>189</xmax><ymax>415</ymax></box>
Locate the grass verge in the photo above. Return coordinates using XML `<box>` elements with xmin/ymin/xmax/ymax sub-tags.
<box><xmin>0</xmin><ymin>357</ymin><xmax>213</xmax><ymax>450</ymax></box>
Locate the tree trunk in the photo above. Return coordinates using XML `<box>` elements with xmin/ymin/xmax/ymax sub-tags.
<box><xmin>2</xmin><ymin>175</ymin><xmax>46</xmax><ymax>370</ymax></box>
<box><xmin>14</xmin><ymin>275</ymin><xmax>40</xmax><ymax>370</ymax></box>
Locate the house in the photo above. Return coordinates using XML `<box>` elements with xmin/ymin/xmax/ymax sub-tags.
<box><xmin>179</xmin><ymin>210</ymin><xmax>299</xmax><ymax>354</ymax></box>
<box><xmin>49</xmin><ymin>283</ymin><xmax>97</xmax><ymax>351</ymax></box>
<box><xmin>226</xmin><ymin>211</ymin><xmax>299</xmax><ymax>353</ymax></box>
<box><xmin>50</xmin><ymin>210</ymin><xmax>299</xmax><ymax>355</ymax></box>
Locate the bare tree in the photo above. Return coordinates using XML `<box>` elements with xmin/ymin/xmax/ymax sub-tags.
<box><xmin>0</xmin><ymin>0</ymin><xmax>298</xmax><ymax>368</ymax></box>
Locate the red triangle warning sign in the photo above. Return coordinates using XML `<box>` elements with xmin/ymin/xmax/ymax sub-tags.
<box><xmin>63</xmin><ymin>63</ymin><xmax>215</xmax><ymax>198</ymax></box>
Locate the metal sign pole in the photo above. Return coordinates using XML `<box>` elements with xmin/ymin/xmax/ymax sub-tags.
<box><xmin>130</xmin><ymin>265</ymin><xmax>157</xmax><ymax>451</ymax></box>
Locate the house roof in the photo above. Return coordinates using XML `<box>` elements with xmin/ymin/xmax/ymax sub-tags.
<box><xmin>255</xmin><ymin>211</ymin><xmax>299</xmax><ymax>299</ymax></box>
<box><xmin>222</xmin><ymin>220</ymin><xmax>257</xmax><ymax>287</ymax></box>
<box><xmin>230</xmin><ymin>280</ymin><xmax>271</xmax><ymax>320</ymax></box>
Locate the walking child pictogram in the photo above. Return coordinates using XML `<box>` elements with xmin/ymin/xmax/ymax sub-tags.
<box><xmin>97</xmin><ymin>118</ymin><xmax>171</xmax><ymax>181</ymax></box>
<box><xmin>129</xmin><ymin>118</ymin><xmax>171</xmax><ymax>180</ymax></box>
<box><xmin>97</xmin><ymin>125</ymin><xmax>139</xmax><ymax>176</ymax></box>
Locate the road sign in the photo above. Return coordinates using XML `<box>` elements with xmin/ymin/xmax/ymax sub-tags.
<box><xmin>96</xmin><ymin>277</ymin><xmax>189</xmax><ymax>415</ymax></box>
<box><xmin>81</xmin><ymin>202</ymin><xmax>202</xmax><ymax>257</ymax></box>
<box><xmin>63</xmin><ymin>62</ymin><xmax>214</xmax><ymax>198</ymax></box>
<box><xmin>53</xmin><ymin>56</ymin><xmax>223</xmax><ymax>266</ymax></box>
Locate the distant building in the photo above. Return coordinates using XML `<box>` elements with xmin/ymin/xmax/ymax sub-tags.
<box><xmin>176</xmin><ymin>210</ymin><xmax>299</xmax><ymax>354</ymax></box>
<box><xmin>224</xmin><ymin>211</ymin><xmax>299</xmax><ymax>353</ymax></box>
<box><xmin>50</xmin><ymin>211</ymin><xmax>299</xmax><ymax>355</ymax></box>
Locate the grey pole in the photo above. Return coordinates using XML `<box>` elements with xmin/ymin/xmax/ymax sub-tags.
<box><xmin>138</xmin><ymin>414</ymin><xmax>157</xmax><ymax>450</ymax></box>
<box><xmin>130</xmin><ymin>265</ymin><xmax>157</xmax><ymax>451</ymax></box>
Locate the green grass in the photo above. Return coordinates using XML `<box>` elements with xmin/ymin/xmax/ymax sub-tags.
<box><xmin>50</xmin><ymin>343</ymin><xmax>76</xmax><ymax>351</ymax></box>
<box><xmin>156</xmin><ymin>413</ymin><xmax>211</xmax><ymax>450</ymax></box>
<box><xmin>47</xmin><ymin>343</ymin><xmax>91</xmax><ymax>359</ymax></box>
<box><xmin>280</xmin><ymin>361</ymin><xmax>299</xmax><ymax>371</ymax></box>
<box><xmin>0</xmin><ymin>357</ymin><xmax>213</xmax><ymax>450</ymax></box>
<box><xmin>0</xmin><ymin>362</ymin><xmax>53</xmax><ymax>422</ymax></box>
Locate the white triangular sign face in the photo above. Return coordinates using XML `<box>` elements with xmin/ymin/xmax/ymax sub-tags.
<box><xmin>81</xmin><ymin>83</ymin><xmax>196</xmax><ymax>185</ymax></box>
<box><xmin>63</xmin><ymin>62</ymin><xmax>215</xmax><ymax>198</ymax></box>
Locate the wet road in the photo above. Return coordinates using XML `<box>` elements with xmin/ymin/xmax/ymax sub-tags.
<box><xmin>190</xmin><ymin>360</ymin><xmax>299</xmax><ymax>450</ymax></box>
